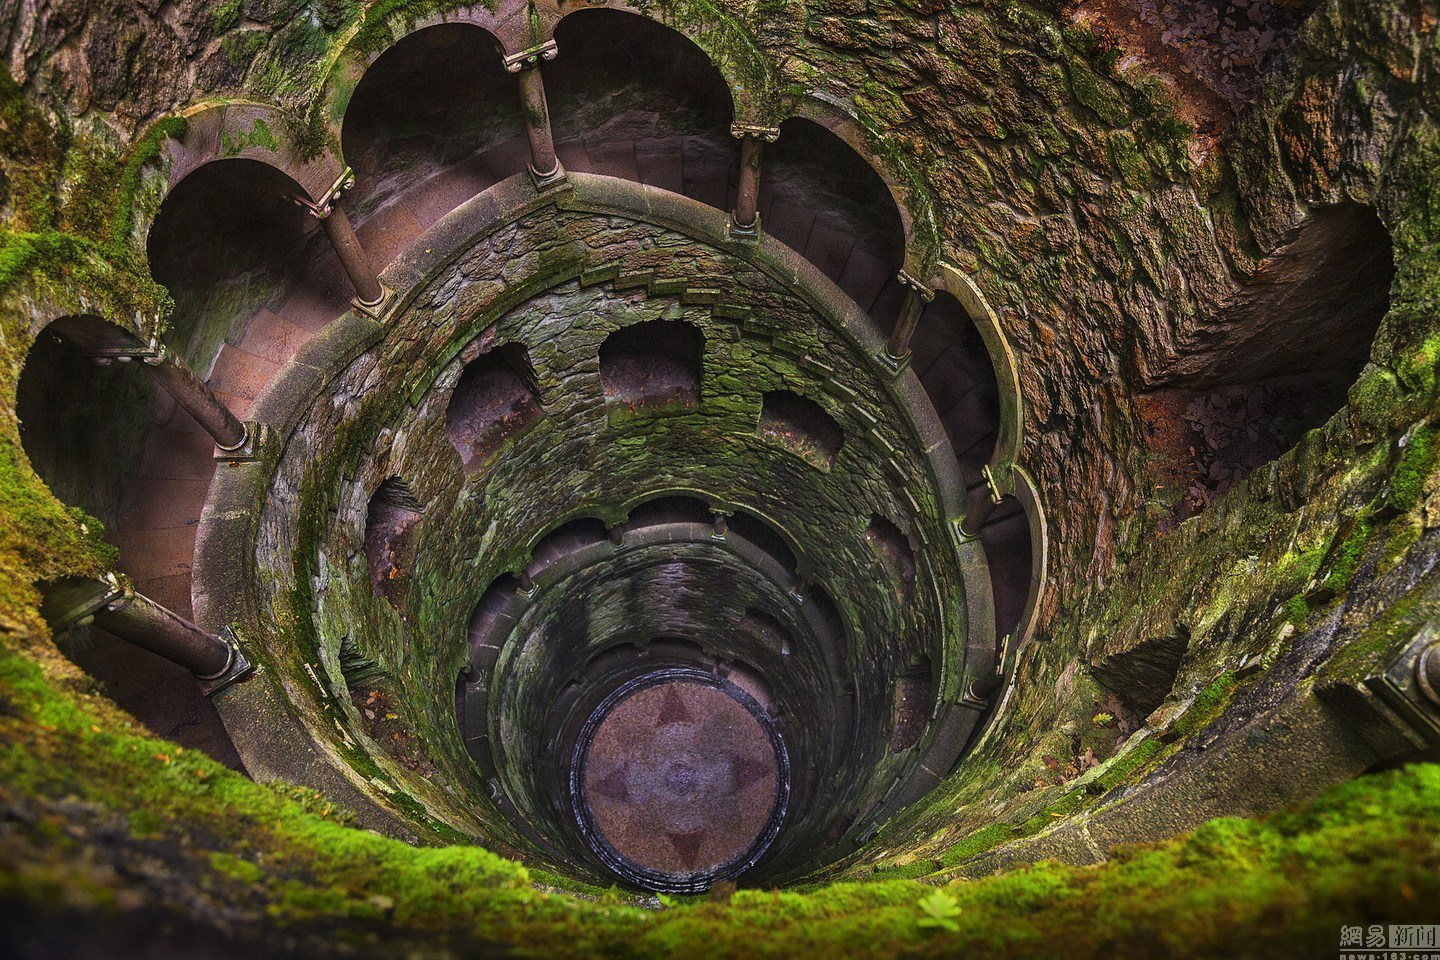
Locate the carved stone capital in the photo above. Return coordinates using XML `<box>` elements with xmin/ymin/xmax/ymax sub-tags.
<box><xmin>730</xmin><ymin>122</ymin><xmax>780</xmax><ymax>142</ymax></box>
<box><xmin>504</xmin><ymin>39</ymin><xmax>558</xmax><ymax>72</ymax></box>
<box><xmin>896</xmin><ymin>269</ymin><xmax>937</xmax><ymax>302</ymax></box>
<box><xmin>292</xmin><ymin>165</ymin><xmax>356</xmax><ymax>219</ymax></box>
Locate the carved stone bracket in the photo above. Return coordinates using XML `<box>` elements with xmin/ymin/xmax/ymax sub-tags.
<box><xmin>730</xmin><ymin>122</ymin><xmax>780</xmax><ymax>142</ymax></box>
<box><xmin>504</xmin><ymin>39</ymin><xmax>558</xmax><ymax>72</ymax></box>
<box><xmin>896</xmin><ymin>268</ymin><xmax>937</xmax><ymax>302</ymax></box>
<box><xmin>291</xmin><ymin>165</ymin><xmax>357</xmax><ymax>219</ymax></box>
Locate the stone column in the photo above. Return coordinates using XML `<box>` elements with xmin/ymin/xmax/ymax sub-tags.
<box><xmin>729</xmin><ymin>123</ymin><xmax>780</xmax><ymax>237</ymax></box>
<box><xmin>294</xmin><ymin>166</ymin><xmax>386</xmax><ymax>312</ymax></box>
<box><xmin>42</xmin><ymin>577</ymin><xmax>251</xmax><ymax>692</ymax></box>
<box><xmin>92</xmin><ymin>342</ymin><xmax>257</xmax><ymax>458</ymax></box>
<box><xmin>885</xmin><ymin>270</ymin><xmax>936</xmax><ymax>362</ymax></box>
<box><xmin>711</xmin><ymin>509</ymin><xmax>731</xmax><ymax>540</ymax></box>
<box><xmin>505</xmin><ymin>41</ymin><xmax>564</xmax><ymax>188</ymax></box>
<box><xmin>320</xmin><ymin>203</ymin><xmax>384</xmax><ymax>308</ymax></box>
<box><xmin>95</xmin><ymin>589</ymin><xmax>237</xmax><ymax>679</ymax></box>
<box><xmin>960</xmin><ymin>466</ymin><xmax>1005</xmax><ymax>538</ymax></box>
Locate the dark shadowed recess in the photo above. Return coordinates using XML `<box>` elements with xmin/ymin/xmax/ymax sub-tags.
<box><xmin>146</xmin><ymin>158</ymin><xmax>317</xmax><ymax>370</ymax></box>
<box><xmin>599</xmin><ymin>319</ymin><xmax>704</xmax><ymax>415</ymax></box>
<box><xmin>759</xmin><ymin>391</ymin><xmax>846</xmax><ymax>471</ymax></box>
<box><xmin>1139</xmin><ymin>202</ymin><xmax>1395</xmax><ymax>522</ymax></box>
<box><xmin>446</xmin><ymin>342</ymin><xmax>544</xmax><ymax>470</ymax></box>
<box><xmin>761</xmin><ymin>117</ymin><xmax>907</xmax><ymax>329</ymax></box>
<box><xmin>341</xmin><ymin>23</ymin><xmax>526</xmax><ymax>216</ymax></box>
<box><xmin>546</xmin><ymin>8</ymin><xmax>736</xmax><ymax>212</ymax></box>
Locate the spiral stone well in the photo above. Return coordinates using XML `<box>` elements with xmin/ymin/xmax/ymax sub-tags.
<box><xmin>6</xmin><ymin>0</ymin><xmax>1440</xmax><ymax>955</ymax></box>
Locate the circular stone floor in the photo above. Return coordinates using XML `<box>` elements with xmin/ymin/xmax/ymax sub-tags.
<box><xmin>575</xmin><ymin>674</ymin><xmax>787</xmax><ymax>890</ymax></box>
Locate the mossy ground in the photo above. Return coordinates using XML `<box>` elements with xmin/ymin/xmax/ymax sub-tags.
<box><xmin>2</xmin><ymin>629</ymin><xmax>1438</xmax><ymax>959</ymax></box>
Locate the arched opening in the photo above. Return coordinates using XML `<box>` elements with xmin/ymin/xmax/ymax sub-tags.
<box><xmin>17</xmin><ymin>319</ymin><xmax>156</xmax><ymax>529</ymax></box>
<box><xmin>864</xmin><ymin>514</ymin><xmax>916</xmax><ymax>599</ymax></box>
<box><xmin>599</xmin><ymin>319</ymin><xmax>704</xmax><ymax>416</ymax></box>
<box><xmin>624</xmin><ymin>495</ymin><xmax>714</xmax><ymax>530</ymax></box>
<box><xmin>528</xmin><ymin>516</ymin><xmax>612</xmax><ymax>574</ymax></box>
<box><xmin>16</xmin><ymin>319</ymin><xmax>243</xmax><ymax>768</ymax></box>
<box><xmin>547</xmin><ymin>9</ymin><xmax>735</xmax><ymax>209</ymax></box>
<box><xmin>762</xmin><ymin>118</ymin><xmax>907</xmax><ymax>327</ymax></box>
<box><xmin>759</xmin><ymin>391</ymin><xmax>845</xmax><ymax>470</ymax></box>
<box><xmin>445</xmin><ymin>342</ymin><xmax>544</xmax><ymax>471</ymax></box>
<box><xmin>891</xmin><ymin>654</ymin><xmax>932</xmax><ymax>751</ymax></box>
<box><xmin>148</xmin><ymin>158</ymin><xmax>321</xmax><ymax>380</ymax></box>
<box><xmin>743</xmin><ymin>606</ymin><xmax>794</xmax><ymax>657</ymax></box>
<box><xmin>906</xmin><ymin>290</ymin><xmax>1003</xmax><ymax>487</ymax></box>
<box><xmin>341</xmin><ymin>23</ymin><xmax>525</xmax><ymax>227</ymax></box>
<box><xmin>978</xmin><ymin>496</ymin><xmax>1034</xmax><ymax>647</ymax></box>
<box><xmin>468</xmin><ymin>573</ymin><xmax>523</xmax><ymax>671</ymax></box>
<box><xmin>1138</xmin><ymin>202</ymin><xmax>1395</xmax><ymax>522</ymax></box>
<box><xmin>728</xmin><ymin>511</ymin><xmax>799</xmax><ymax>574</ymax></box>
<box><xmin>364</xmin><ymin>477</ymin><xmax>425</xmax><ymax>610</ymax></box>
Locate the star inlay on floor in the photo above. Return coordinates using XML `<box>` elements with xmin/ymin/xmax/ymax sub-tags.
<box><xmin>579</xmin><ymin>678</ymin><xmax>782</xmax><ymax>882</ymax></box>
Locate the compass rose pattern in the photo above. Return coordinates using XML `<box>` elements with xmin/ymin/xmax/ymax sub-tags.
<box><xmin>581</xmin><ymin>680</ymin><xmax>780</xmax><ymax>877</ymax></box>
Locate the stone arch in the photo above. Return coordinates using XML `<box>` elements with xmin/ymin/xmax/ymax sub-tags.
<box><xmin>312</xmin><ymin>5</ymin><xmax>511</xmax><ymax>156</ymax></box>
<box><xmin>146</xmin><ymin>156</ymin><xmax>319</xmax><ymax>374</ymax></box>
<box><xmin>338</xmin><ymin>22</ymin><xmax>525</xmax><ymax>216</ymax></box>
<box><xmin>539</xmin><ymin>0</ymin><xmax>777</xmax><ymax>122</ymax></box>
<box><xmin>783</xmin><ymin>93</ymin><xmax>927</xmax><ymax>264</ymax></box>
<box><xmin>936</xmin><ymin>263</ymin><xmax>1024</xmax><ymax>477</ymax></box>
<box><xmin>164</xmin><ymin>102</ymin><xmax>343</xmax><ymax>207</ymax></box>
<box><xmin>992</xmin><ymin>465</ymin><xmax>1048</xmax><ymax>673</ymax></box>
<box><xmin>1137</xmin><ymin>201</ymin><xmax>1395</xmax><ymax>522</ymax></box>
<box><xmin>16</xmin><ymin>315</ymin><xmax>161</xmax><ymax>578</ymax></box>
<box><xmin>756</xmin><ymin>115</ymin><xmax>909</xmax><ymax>329</ymax></box>
<box><xmin>544</xmin><ymin>7</ymin><xmax>737</xmax><ymax>213</ymax></box>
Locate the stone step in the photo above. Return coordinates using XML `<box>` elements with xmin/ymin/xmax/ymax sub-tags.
<box><xmin>803</xmin><ymin>214</ymin><xmax>859</xmax><ymax>284</ymax></box>
<box><xmin>235</xmin><ymin>308</ymin><xmax>312</xmax><ymax>366</ymax></box>
<box><xmin>635</xmin><ymin>141</ymin><xmax>685</xmax><ymax>194</ymax></box>
<box><xmin>554</xmin><ymin>139</ymin><xmax>595</xmax><ymax>174</ymax></box>
<box><xmin>836</xmin><ymin>245</ymin><xmax>893</xmax><ymax>313</ymax></box>
<box><xmin>588</xmin><ymin>140</ymin><xmax>641</xmax><ymax>183</ymax></box>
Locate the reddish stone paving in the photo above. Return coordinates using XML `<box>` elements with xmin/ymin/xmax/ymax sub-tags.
<box><xmin>581</xmin><ymin>680</ymin><xmax>780</xmax><ymax>878</ymax></box>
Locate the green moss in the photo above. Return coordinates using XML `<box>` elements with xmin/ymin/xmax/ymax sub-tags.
<box><xmin>6</xmin><ymin>622</ymin><xmax>1435</xmax><ymax>958</ymax></box>
<box><xmin>209</xmin><ymin>0</ymin><xmax>244</xmax><ymax>35</ymax></box>
<box><xmin>0</xmin><ymin>231</ymin><xmax>173</xmax><ymax>321</ymax></box>
<box><xmin>1388</xmin><ymin>426</ymin><xmax>1438</xmax><ymax>514</ymax></box>
<box><xmin>1320</xmin><ymin>574</ymin><xmax>1440</xmax><ymax>683</ymax></box>
<box><xmin>0</xmin><ymin>77</ymin><xmax>69</xmax><ymax>234</ymax></box>
<box><xmin>349</xmin><ymin>0</ymin><xmax>489</xmax><ymax>56</ymax></box>
<box><xmin>218</xmin><ymin>29</ymin><xmax>270</xmax><ymax>74</ymax></box>
<box><xmin>220</xmin><ymin>118</ymin><xmax>280</xmax><ymax>157</ymax></box>
<box><xmin>210</xmin><ymin>851</ymin><xmax>264</xmax><ymax>883</ymax></box>
<box><xmin>1282</xmin><ymin>595</ymin><xmax>1312</xmax><ymax>627</ymax></box>
<box><xmin>1320</xmin><ymin>517</ymin><xmax>1373</xmax><ymax>597</ymax></box>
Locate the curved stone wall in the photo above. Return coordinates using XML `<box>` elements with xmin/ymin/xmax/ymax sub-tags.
<box><xmin>197</xmin><ymin>172</ymin><xmax>1006</xmax><ymax>883</ymax></box>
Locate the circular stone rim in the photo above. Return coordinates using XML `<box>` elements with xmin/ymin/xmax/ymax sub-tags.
<box><xmin>568</xmin><ymin>666</ymin><xmax>790</xmax><ymax>893</ymax></box>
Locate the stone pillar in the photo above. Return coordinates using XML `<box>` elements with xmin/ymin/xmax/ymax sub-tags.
<box><xmin>1419</xmin><ymin>643</ymin><xmax>1440</xmax><ymax>707</ymax></box>
<box><xmin>92</xmin><ymin>342</ymin><xmax>258</xmax><ymax>458</ymax></box>
<box><xmin>95</xmin><ymin>589</ymin><xmax>237</xmax><ymax>679</ymax></box>
<box><xmin>505</xmin><ymin>41</ymin><xmax>564</xmax><ymax>188</ymax></box>
<box><xmin>885</xmin><ymin>270</ymin><xmax>936</xmax><ymax>362</ymax></box>
<box><xmin>293</xmin><ymin>166</ymin><xmax>386</xmax><ymax>312</ymax></box>
<box><xmin>729</xmin><ymin>123</ymin><xmax>780</xmax><ymax>238</ymax></box>
<box><xmin>320</xmin><ymin>203</ymin><xmax>384</xmax><ymax>308</ymax></box>
<box><xmin>960</xmin><ymin>466</ymin><xmax>1005</xmax><ymax>538</ymax></box>
<box><xmin>41</xmin><ymin>577</ymin><xmax>251</xmax><ymax>693</ymax></box>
